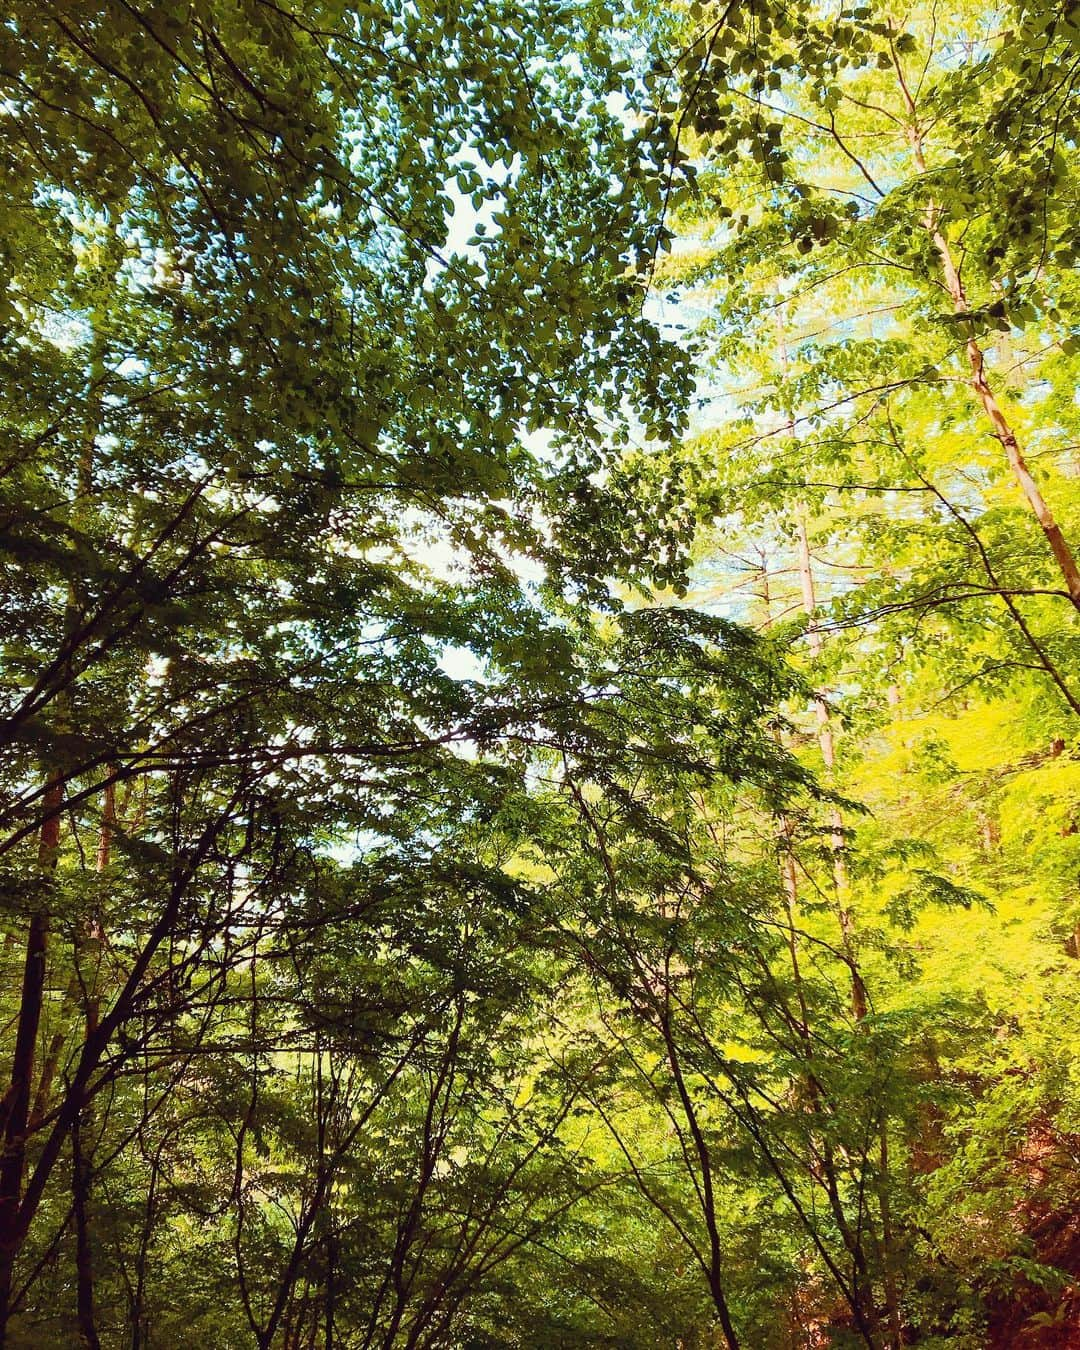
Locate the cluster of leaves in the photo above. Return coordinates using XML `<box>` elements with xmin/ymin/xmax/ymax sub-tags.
<box><xmin>633</xmin><ymin>0</ymin><xmax>1080</xmax><ymax>1342</ymax></box>
<box><xmin>6</xmin><ymin>0</ymin><xmax>1080</xmax><ymax>1347</ymax></box>
<box><xmin>0</xmin><ymin>2</ymin><xmax>749</xmax><ymax>1347</ymax></box>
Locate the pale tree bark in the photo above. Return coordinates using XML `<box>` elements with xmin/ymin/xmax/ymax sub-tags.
<box><xmin>773</xmin><ymin>302</ymin><xmax>868</xmax><ymax>1022</ymax></box>
<box><xmin>759</xmin><ymin>558</ymin><xmax>827</xmax><ymax>1062</ymax></box>
<box><xmin>773</xmin><ymin>306</ymin><xmax>895</xmax><ymax>1343</ymax></box>
<box><xmin>795</xmin><ymin>518</ymin><xmax>868</xmax><ymax>1022</ymax></box>
<box><xmin>891</xmin><ymin>37</ymin><xmax>1080</xmax><ymax>614</ymax></box>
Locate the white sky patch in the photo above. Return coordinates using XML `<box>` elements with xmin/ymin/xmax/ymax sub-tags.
<box><xmin>399</xmin><ymin>500</ymin><xmax>548</xmax><ymax>590</ymax></box>
<box><xmin>425</xmin><ymin>149</ymin><xmax>519</xmax><ymax>288</ymax></box>
<box><xmin>438</xmin><ymin>644</ymin><xmax>486</xmax><ymax>681</ymax></box>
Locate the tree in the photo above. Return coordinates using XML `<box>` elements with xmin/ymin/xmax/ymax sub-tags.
<box><xmin>0</xmin><ymin>2</ymin><xmax>708</xmax><ymax>1342</ymax></box>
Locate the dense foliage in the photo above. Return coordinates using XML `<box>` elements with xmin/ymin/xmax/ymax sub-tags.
<box><xmin>1</xmin><ymin>1</ymin><xmax>1078</xmax><ymax>1347</ymax></box>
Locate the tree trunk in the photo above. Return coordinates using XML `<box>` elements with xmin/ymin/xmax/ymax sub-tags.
<box><xmin>900</xmin><ymin>83</ymin><xmax>1080</xmax><ymax>612</ymax></box>
<box><xmin>776</xmin><ymin>292</ymin><xmax>867</xmax><ymax>1023</ymax></box>
<box><xmin>72</xmin><ymin>1115</ymin><xmax>100</xmax><ymax>1350</ymax></box>
<box><xmin>0</xmin><ymin>776</ymin><xmax>62</xmax><ymax>1344</ymax></box>
<box><xmin>795</xmin><ymin>518</ymin><xmax>868</xmax><ymax>1020</ymax></box>
<box><xmin>30</xmin><ymin>776</ymin><xmax>112</xmax><ymax>1130</ymax></box>
<box><xmin>0</xmin><ymin>330</ymin><xmax>109</xmax><ymax>1343</ymax></box>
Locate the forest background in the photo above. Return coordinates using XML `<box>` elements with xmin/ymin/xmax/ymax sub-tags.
<box><xmin>1</xmin><ymin>0</ymin><xmax>1079</xmax><ymax>1346</ymax></box>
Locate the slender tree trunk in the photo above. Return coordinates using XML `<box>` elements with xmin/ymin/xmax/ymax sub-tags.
<box><xmin>938</xmin><ymin>236</ymin><xmax>1080</xmax><ymax>607</ymax></box>
<box><xmin>895</xmin><ymin>56</ymin><xmax>1080</xmax><ymax>612</ymax></box>
<box><xmin>761</xmin><ymin>549</ymin><xmax>883</xmax><ymax>1347</ymax></box>
<box><xmin>796</xmin><ymin>530</ymin><xmax>897</xmax><ymax>1342</ymax></box>
<box><xmin>0</xmin><ymin>777</ymin><xmax>62</xmax><ymax>1344</ymax></box>
<box><xmin>786</xmin><ymin>272</ymin><xmax>898</xmax><ymax>1338</ymax></box>
<box><xmin>30</xmin><ymin>777</ymin><xmax>112</xmax><ymax>1129</ymax></box>
<box><xmin>72</xmin><ymin>1115</ymin><xmax>100</xmax><ymax>1350</ymax></box>
<box><xmin>760</xmin><ymin>557</ymin><xmax>818</xmax><ymax>1050</ymax></box>
<box><xmin>70</xmin><ymin>780</ymin><xmax>111</xmax><ymax>1350</ymax></box>
<box><xmin>0</xmin><ymin>329</ymin><xmax>108</xmax><ymax>1344</ymax></box>
<box><xmin>130</xmin><ymin>1146</ymin><xmax>161</xmax><ymax>1350</ymax></box>
<box><xmin>878</xmin><ymin>1124</ymin><xmax>902</xmax><ymax>1350</ymax></box>
<box><xmin>795</xmin><ymin>518</ymin><xmax>868</xmax><ymax>1021</ymax></box>
<box><xmin>775</xmin><ymin>294</ymin><xmax>868</xmax><ymax>1022</ymax></box>
<box><xmin>324</xmin><ymin>1230</ymin><xmax>337</xmax><ymax>1350</ymax></box>
<box><xmin>657</xmin><ymin>1014</ymin><xmax>741</xmax><ymax>1350</ymax></box>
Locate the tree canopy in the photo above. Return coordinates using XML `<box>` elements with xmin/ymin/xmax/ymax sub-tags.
<box><xmin>2</xmin><ymin>1</ymin><xmax>1079</xmax><ymax>1347</ymax></box>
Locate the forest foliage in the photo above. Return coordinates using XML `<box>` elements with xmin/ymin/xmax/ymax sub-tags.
<box><xmin>1</xmin><ymin>1</ymin><xmax>1079</xmax><ymax>1346</ymax></box>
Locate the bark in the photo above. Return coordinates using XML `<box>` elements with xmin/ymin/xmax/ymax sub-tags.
<box><xmin>878</xmin><ymin>1124</ymin><xmax>902</xmax><ymax>1350</ymax></box>
<box><xmin>658</xmin><ymin>1013</ymin><xmax>741</xmax><ymax>1350</ymax></box>
<box><xmin>761</xmin><ymin>557</ymin><xmax>819</xmax><ymax>1049</ymax></box>
<box><xmin>0</xmin><ymin>327</ymin><xmax>107</xmax><ymax>1343</ymax></box>
<box><xmin>0</xmin><ymin>778</ymin><xmax>62</xmax><ymax>1344</ymax></box>
<box><xmin>71</xmin><ymin>1116</ymin><xmax>100</xmax><ymax>1350</ymax></box>
<box><xmin>796</xmin><ymin>533</ymin><xmax>892</xmax><ymax>1338</ymax></box>
<box><xmin>130</xmin><ymin>1142</ymin><xmax>161</xmax><ymax>1350</ymax></box>
<box><xmin>324</xmin><ymin>1231</ymin><xmax>337</xmax><ymax>1350</ymax></box>
<box><xmin>896</xmin><ymin>58</ymin><xmax>1080</xmax><ymax>612</ymax></box>
<box><xmin>68</xmin><ymin>780</ymin><xmax>112</xmax><ymax>1350</ymax></box>
<box><xmin>762</xmin><ymin>551</ymin><xmax>883</xmax><ymax>1346</ymax></box>
<box><xmin>773</xmin><ymin>301</ymin><xmax>868</xmax><ymax>1018</ymax></box>
<box><xmin>795</xmin><ymin>518</ymin><xmax>868</xmax><ymax>1021</ymax></box>
<box><xmin>30</xmin><ymin>776</ymin><xmax>111</xmax><ymax>1128</ymax></box>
